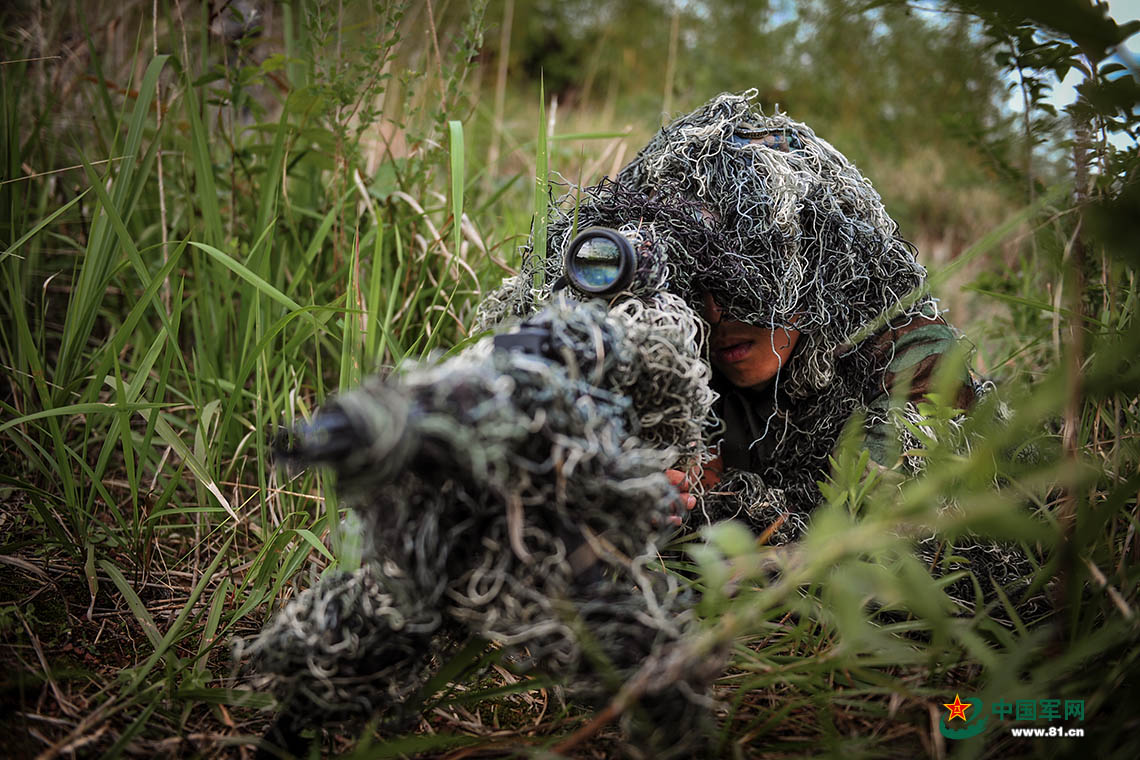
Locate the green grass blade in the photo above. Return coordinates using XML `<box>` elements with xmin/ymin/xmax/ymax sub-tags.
<box><xmin>343</xmin><ymin>733</ymin><xmax>480</xmax><ymax>760</ymax></box>
<box><xmin>412</xmin><ymin>636</ymin><xmax>491</xmax><ymax>710</ymax></box>
<box><xmin>532</xmin><ymin>76</ymin><xmax>549</xmax><ymax>292</ymax></box>
<box><xmin>421</xmin><ymin>120</ymin><xmax>468</xmax><ymax>355</ymax></box>
<box><xmin>196</xmin><ymin>578</ymin><xmax>231</xmax><ymax>675</ymax></box>
<box><xmin>55</xmin><ymin>55</ymin><xmax>169</xmax><ymax>389</ymax></box>
<box><xmin>0</xmin><ymin>189</ymin><xmax>88</xmax><ymax>264</ymax></box>
<box><xmin>0</xmin><ymin>401</ymin><xmax>166</xmax><ymax>435</ymax></box>
<box><xmin>123</xmin><ymin>535</ymin><xmax>234</xmax><ymax>694</ymax></box>
<box><xmin>100</xmin><ymin>560</ymin><xmax>163</xmax><ymax>648</ymax></box>
<box><xmin>365</xmin><ymin>217</ymin><xmax>387</xmax><ymax>364</ymax></box>
<box><xmin>340</xmin><ymin>232</ymin><xmax>362</xmax><ymax>390</ymax></box>
<box><xmin>966</xmin><ymin>286</ymin><xmax>1109</xmax><ymax>329</ymax></box>
<box><xmin>134</xmin><ymin>405</ymin><xmax>238</xmax><ymax>522</ymax></box>
<box><xmin>102</xmin><ymin>700</ymin><xmax>158</xmax><ymax>760</ymax></box>
<box><xmin>254</xmin><ymin>112</ymin><xmax>290</xmax><ymax>244</ymax></box>
<box><xmin>182</xmin><ymin>70</ymin><xmax>223</xmax><ymax>246</ymax></box>
<box><xmin>173</xmin><ymin>688</ymin><xmax>274</xmax><ymax>708</ymax></box>
<box><xmin>449</xmin><ymin>119</ymin><xmax>464</xmax><ymax>261</ymax></box>
<box><xmin>188</xmin><ymin>241</ymin><xmax>325</xmax><ymax>330</ymax></box>
<box><xmin>293</xmin><ymin>528</ymin><xmax>335</xmax><ymax>562</ymax></box>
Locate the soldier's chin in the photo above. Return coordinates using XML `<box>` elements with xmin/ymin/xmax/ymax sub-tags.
<box><xmin>719</xmin><ymin>363</ymin><xmax>781</xmax><ymax>390</ymax></box>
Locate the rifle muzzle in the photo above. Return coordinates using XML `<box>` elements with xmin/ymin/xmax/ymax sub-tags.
<box><xmin>274</xmin><ymin>384</ymin><xmax>417</xmax><ymax>490</ymax></box>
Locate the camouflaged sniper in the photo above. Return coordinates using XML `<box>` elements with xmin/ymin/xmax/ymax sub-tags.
<box><xmin>244</xmin><ymin>91</ymin><xmax>1045</xmax><ymax>752</ymax></box>
<box><xmin>478</xmin><ymin>90</ymin><xmax>1044</xmax><ymax>618</ymax></box>
<box><xmin>477</xmin><ymin>90</ymin><xmax>950</xmax><ymax>530</ymax></box>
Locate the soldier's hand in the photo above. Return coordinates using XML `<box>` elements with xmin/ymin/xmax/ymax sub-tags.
<box><xmin>665</xmin><ymin>469</ymin><xmax>697</xmax><ymax>526</ymax></box>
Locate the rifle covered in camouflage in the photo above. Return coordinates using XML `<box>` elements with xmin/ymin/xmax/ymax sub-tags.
<box><xmin>241</xmin><ymin>247</ymin><xmax>726</xmax><ymax>755</ymax></box>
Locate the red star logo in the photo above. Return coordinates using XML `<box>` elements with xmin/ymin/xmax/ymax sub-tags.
<box><xmin>944</xmin><ymin>694</ymin><xmax>972</xmax><ymax>722</ymax></box>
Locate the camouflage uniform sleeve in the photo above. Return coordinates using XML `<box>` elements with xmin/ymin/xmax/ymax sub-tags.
<box><xmin>862</xmin><ymin>313</ymin><xmax>976</xmax><ymax>467</ymax></box>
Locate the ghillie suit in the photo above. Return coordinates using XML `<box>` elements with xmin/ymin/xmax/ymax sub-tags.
<box><xmin>477</xmin><ymin>90</ymin><xmax>1046</xmax><ymax>620</ymax></box>
<box><xmin>240</xmin><ymin>296</ymin><xmax>725</xmax><ymax>757</ymax></box>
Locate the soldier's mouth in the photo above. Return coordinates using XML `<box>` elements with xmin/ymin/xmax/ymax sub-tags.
<box><xmin>714</xmin><ymin>341</ymin><xmax>753</xmax><ymax>363</ymax></box>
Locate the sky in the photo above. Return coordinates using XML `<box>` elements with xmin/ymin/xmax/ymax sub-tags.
<box><xmin>1049</xmin><ymin>0</ymin><xmax>1140</xmax><ymax>113</ymax></box>
<box><xmin>1109</xmin><ymin>0</ymin><xmax>1140</xmax><ymax>32</ymax></box>
<box><xmin>870</xmin><ymin>1</ymin><xmax>1138</xmax><ymax>127</ymax></box>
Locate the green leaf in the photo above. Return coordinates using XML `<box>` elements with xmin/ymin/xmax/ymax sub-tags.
<box><xmin>188</xmin><ymin>241</ymin><xmax>324</xmax><ymax>331</ymax></box>
<box><xmin>134</xmin><ymin>405</ymin><xmax>238</xmax><ymax>522</ymax></box>
<box><xmin>100</xmin><ymin>560</ymin><xmax>163</xmax><ymax>648</ymax></box>
<box><xmin>0</xmin><ymin>401</ymin><xmax>166</xmax><ymax>435</ymax></box>
<box><xmin>123</xmin><ymin>536</ymin><xmax>234</xmax><ymax>694</ymax></box>
<box><xmin>292</xmin><ymin>528</ymin><xmax>334</xmax><ymax>562</ymax></box>
<box><xmin>533</xmin><ymin>76</ymin><xmax>549</xmax><ymax>292</ymax></box>
<box><xmin>0</xmin><ymin>189</ymin><xmax>89</xmax><ymax>264</ymax></box>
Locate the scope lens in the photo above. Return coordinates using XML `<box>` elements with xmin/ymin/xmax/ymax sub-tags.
<box><xmin>565</xmin><ymin>228</ymin><xmax>635</xmax><ymax>295</ymax></box>
<box><xmin>572</xmin><ymin>238</ymin><xmax>622</xmax><ymax>289</ymax></box>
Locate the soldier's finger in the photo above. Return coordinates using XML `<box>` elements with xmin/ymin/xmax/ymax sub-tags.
<box><xmin>665</xmin><ymin>469</ymin><xmax>689</xmax><ymax>490</ymax></box>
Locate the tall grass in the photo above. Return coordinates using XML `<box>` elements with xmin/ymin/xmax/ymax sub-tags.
<box><xmin>1</xmin><ymin>1</ymin><xmax>1138</xmax><ymax>758</ymax></box>
<box><xmin>0</xmin><ymin>1</ymin><xmax>512</xmax><ymax>753</ymax></box>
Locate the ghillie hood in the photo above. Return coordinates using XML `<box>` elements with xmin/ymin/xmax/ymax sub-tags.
<box><xmin>473</xmin><ymin>91</ymin><xmax>1047</xmax><ymax>627</ymax></box>
<box><xmin>478</xmin><ymin>90</ymin><xmax>932</xmax><ymax>397</ymax></box>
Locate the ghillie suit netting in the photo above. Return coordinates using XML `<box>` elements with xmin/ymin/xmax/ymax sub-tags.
<box><xmin>239</xmin><ymin>296</ymin><xmax>725</xmax><ymax>757</ymax></box>
<box><xmin>477</xmin><ymin>90</ymin><xmax>1046</xmax><ymax>619</ymax></box>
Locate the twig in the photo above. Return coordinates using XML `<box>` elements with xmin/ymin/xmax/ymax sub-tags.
<box><xmin>662</xmin><ymin>9</ymin><xmax>680</xmax><ymax>124</ymax></box>
<box><xmin>15</xmin><ymin>712</ymin><xmax>76</xmax><ymax>729</ymax></box>
<box><xmin>154</xmin><ymin>0</ymin><xmax>171</xmax><ymax>313</ymax></box>
<box><xmin>41</xmin><ymin>726</ymin><xmax>108</xmax><ymax>757</ymax></box>
<box><xmin>485</xmin><ymin>0</ymin><xmax>514</xmax><ymax>194</ymax></box>
<box><xmin>927</xmin><ymin>702</ymin><xmax>946</xmax><ymax>760</ymax></box>
<box><xmin>18</xmin><ymin>612</ymin><xmax>79</xmax><ymax>718</ymax></box>
<box><xmin>1</xmin><ymin>56</ymin><xmax>63</xmax><ymax>65</ymax></box>
<box><xmin>1083</xmin><ymin>557</ymin><xmax>1134</xmax><ymax>619</ymax></box>
<box><xmin>0</xmin><ymin>554</ymin><xmax>51</xmax><ymax>580</ymax></box>
<box><xmin>0</xmin><ymin>157</ymin><xmax>129</xmax><ymax>187</ymax></box>
<box><xmin>553</xmin><ymin>663</ymin><xmax>654</xmax><ymax>753</ymax></box>
<box><xmin>425</xmin><ymin>0</ymin><xmax>446</xmax><ymax>113</ymax></box>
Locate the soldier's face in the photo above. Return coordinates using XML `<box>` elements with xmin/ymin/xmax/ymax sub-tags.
<box><xmin>701</xmin><ymin>293</ymin><xmax>800</xmax><ymax>390</ymax></box>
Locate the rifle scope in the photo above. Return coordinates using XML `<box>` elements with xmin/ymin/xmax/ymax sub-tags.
<box><xmin>563</xmin><ymin>227</ymin><xmax>636</xmax><ymax>296</ymax></box>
